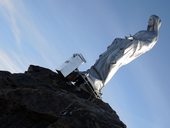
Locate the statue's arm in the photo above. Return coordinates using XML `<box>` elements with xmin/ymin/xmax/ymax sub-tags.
<box><xmin>133</xmin><ymin>31</ymin><xmax>158</xmax><ymax>47</ymax></box>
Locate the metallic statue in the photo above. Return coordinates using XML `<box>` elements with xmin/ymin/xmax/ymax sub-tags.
<box><xmin>85</xmin><ymin>15</ymin><xmax>161</xmax><ymax>94</ymax></box>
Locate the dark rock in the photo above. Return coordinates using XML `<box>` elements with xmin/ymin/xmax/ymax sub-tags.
<box><xmin>0</xmin><ymin>65</ymin><xmax>126</xmax><ymax>128</ymax></box>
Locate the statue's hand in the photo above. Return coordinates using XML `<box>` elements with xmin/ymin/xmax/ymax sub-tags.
<box><xmin>73</xmin><ymin>53</ymin><xmax>79</xmax><ymax>57</ymax></box>
<box><xmin>125</xmin><ymin>34</ymin><xmax>134</xmax><ymax>40</ymax></box>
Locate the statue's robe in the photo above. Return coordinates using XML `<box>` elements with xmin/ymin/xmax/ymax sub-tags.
<box><xmin>87</xmin><ymin>30</ymin><xmax>158</xmax><ymax>92</ymax></box>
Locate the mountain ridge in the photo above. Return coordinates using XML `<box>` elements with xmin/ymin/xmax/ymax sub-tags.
<box><xmin>0</xmin><ymin>65</ymin><xmax>126</xmax><ymax>128</ymax></box>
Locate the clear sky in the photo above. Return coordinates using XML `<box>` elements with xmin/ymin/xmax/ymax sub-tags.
<box><xmin>0</xmin><ymin>0</ymin><xmax>169</xmax><ymax>127</ymax></box>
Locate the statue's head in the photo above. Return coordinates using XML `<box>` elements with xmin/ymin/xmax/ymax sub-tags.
<box><xmin>147</xmin><ymin>15</ymin><xmax>161</xmax><ymax>32</ymax></box>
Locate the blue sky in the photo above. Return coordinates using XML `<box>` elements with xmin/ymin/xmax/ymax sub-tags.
<box><xmin>0</xmin><ymin>0</ymin><xmax>170</xmax><ymax>127</ymax></box>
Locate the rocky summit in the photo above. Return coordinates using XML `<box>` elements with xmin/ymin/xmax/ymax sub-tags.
<box><xmin>0</xmin><ymin>65</ymin><xmax>126</xmax><ymax>128</ymax></box>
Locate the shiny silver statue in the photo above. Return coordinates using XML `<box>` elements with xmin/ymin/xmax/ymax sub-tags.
<box><xmin>85</xmin><ymin>15</ymin><xmax>161</xmax><ymax>94</ymax></box>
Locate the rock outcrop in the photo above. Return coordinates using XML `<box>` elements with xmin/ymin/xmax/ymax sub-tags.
<box><xmin>0</xmin><ymin>65</ymin><xmax>126</xmax><ymax>128</ymax></box>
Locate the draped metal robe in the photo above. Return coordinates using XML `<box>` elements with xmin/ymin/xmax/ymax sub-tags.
<box><xmin>86</xmin><ymin>15</ymin><xmax>161</xmax><ymax>93</ymax></box>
